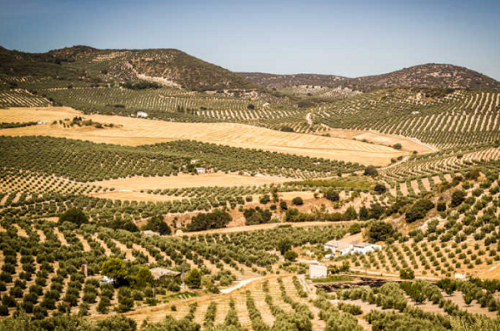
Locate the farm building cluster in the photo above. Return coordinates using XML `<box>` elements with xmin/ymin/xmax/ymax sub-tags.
<box><xmin>324</xmin><ymin>240</ymin><xmax>381</xmax><ymax>257</ymax></box>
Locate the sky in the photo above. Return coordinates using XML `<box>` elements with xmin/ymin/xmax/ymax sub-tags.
<box><xmin>1</xmin><ymin>0</ymin><xmax>499</xmax><ymax>80</ymax></box>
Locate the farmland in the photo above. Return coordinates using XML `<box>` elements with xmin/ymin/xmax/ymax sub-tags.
<box><xmin>2</xmin><ymin>46</ymin><xmax>500</xmax><ymax>331</ymax></box>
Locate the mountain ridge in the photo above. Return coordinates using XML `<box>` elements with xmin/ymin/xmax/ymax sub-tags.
<box><xmin>238</xmin><ymin>63</ymin><xmax>500</xmax><ymax>90</ymax></box>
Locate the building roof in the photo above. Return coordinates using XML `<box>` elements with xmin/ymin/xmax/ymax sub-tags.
<box><xmin>353</xmin><ymin>243</ymin><xmax>374</xmax><ymax>248</ymax></box>
<box><xmin>150</xmin><ymin>267</ymin><xmax>181</xmax><ymax>280</ymax></box>
<box><xmin>325</xmin><ymin>240</ymin><xmax>351</xmax><ymax>250</ymax></box>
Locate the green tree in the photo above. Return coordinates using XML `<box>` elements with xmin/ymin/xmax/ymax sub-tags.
<box><xmin>142</xmin><ymin>215</ymin><xmax>171</xmax><ymax>235</ymax></box>
<box><xmin>451</xmin><ymin>190</ymin><xmax>467</xmax><ymax>207</ymax></box>
<box><xmin>133</xmin><ymin>267</ymin><xmax>154</xmax><ymax>288</ymax></box>
<box><xmin>368</xmin><ymin>221</ymin><xmax>394</xmax><ymax>242</ymax></box>
<box><xmin>185</xmin><ymin>268</ymin><xmax>201</xmax><ymax>288</ymax></box>
<box><xmin>364</xmin><ymin>165</ymin><xmax>378</xmax><ymax>177</ymax></box>
<box><xmin>284</xmin><ymin>250</ymin><xmax>298</xmax><ymax>261</ymax></box>
<box><xmin>277</xmin><ymin>238</ymin><xmax>292</xmax><ymax>255</ymax></box>
<box><xmin>102</xmin><ymin>258</ymin><xmax>127</xmax><ymax>282</ymax></box>
<box><xmin>393</xmin><ymin>143</ymin><xmax>402</xmax><ymax>150</ymax></box>
<box><xmin>374</xmin><ymin>183</ymin><xmax>387</xmax><ymax>194</ymax></box>
<box><xmin>292</xmin><ymin>197</ymin><xmax>304</xmax><ymax>206</ymax></box>
<box><xmin>58</xmin><ymin>208</ymin><xmax>88</xmax><ymax>226</ymax></box>
<box><xmin>343</xmin><ymin>206</ymin><xmax>358</xmax><ymax>220</ymax></box>
<box><xmin>359</xmin><ymin>206</ymin><xmax>369</xmax><ymax>220</ymax></box>
<box><xmin>324</xmin><ymin>188</ymin><xmax>340</xmax><ymax>202</ymax></box>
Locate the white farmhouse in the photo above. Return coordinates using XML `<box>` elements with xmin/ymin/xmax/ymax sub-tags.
<box><xmin>324</xmin><ymin>240</ymin><xmax>381</xmax><ymax>256</ymax></box>
<box><xmin>195</xmin><ymin>167</ymin><xmax>206</xmax><ymax>174</ymax></box>
<box><xmin>324</xmin><ymin>240</ymin><xmax>352</xmax><ymax>256</ymax></box>
<box><xmin>350</xmin><ymin>243</ymin><xmax>381</xmax><ymax>255</ymax></box>
<box><xmin>309</xmin><ymin>263</ymin><xmax>328</xmax><ymax>279</ymax></box>
<box><xmin>137</xmin><ymin>111</ymin><xmax>148</xmax><ymax>118</ymax></box>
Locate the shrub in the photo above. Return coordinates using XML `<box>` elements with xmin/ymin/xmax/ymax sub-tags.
<box><xmin>186</xmin><ymin>268</ymin><xmax>201</xmax><ymax>288</ymax></box>
<box><xmin>393</xmin><ymin>143</ymin><xmax>402</xmax><ymax>150</ymax></box>
<box><xmin>58</xmin><ymin>208</ymin><xmax>88</xmax><ymax>226</ymax></box>
<box><xmin>292</xmin><ymin>197</ymin><xmax>304</xmax><ymax>206</ymax></box>
<box><xmin>187</xmin><ymin>209</ymin><xmax>231</xmax><ymax>231</ymax></box>
<box><xmin>284</xmin><ymin>250</ymin><xmax>298</xmax><ymax>261</ymax></box>
<box><xmin>374</xmin><ymin>183</ymin><xmax>387</xmax><ymax>194</ymax></box>
<box><xmin>405</xmin><ymin>199</ymin><xmax>434</xmax><ymax>223</ymax></box>
<box><xmin>451</xmin><ymin>190</ymin><xmax>467</xmax><ymax>207</ymax></box>
<box><xmin>324</xmin><ymin>188</ymin><xmax>340</xmax><ymax>202</ymax></box>
<box><xmin>368</xmin><ymin>221</ymin><xmax>394</xmax><ymax>242</ymax></box>
<box><xmin>364</xmin><ymin>165</ymin><xmax>378</xmax><ymax>177</ymax></box>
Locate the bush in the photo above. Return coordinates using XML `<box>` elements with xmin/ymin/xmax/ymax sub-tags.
<box><xmin>368</xmin><ymin>221</ymin><xmax>394</xmax><ymax>242</ymax></box>
<box><xmin>284</xmin><ymin>250</ymin><xmax>298</xmax><ymax>261</ymax></box>
<box><xmin>292</xmin><ymin>197</ymin><xmax>304</xmax><ymax>206</ymax></box>
<box><xmin>437</xmin><ymin>202</ymin><xmax>447</xmax><ymax>212</ymax></box>
<box><xmin>58</xmin><ymin>208</ymin><xmax>88</xmax><ymax>226</ymax></box>
<box><xmin>364</xmin><ymin>165</ymin><xmax>378</xmax><ymax>177</ymax></box>
<box><xmin>186</xmin><ymin>268</ymin><xmax>201</xmax><ymax>288</ymax></box>
<box><xmin>451</xmin><ymin>190</ymin><xmax>467</xmax><ymax>207</ymax></box>
<box><xmin>324</xmin><ymin>188</ymin><xmax>340</xmax><ymax>202</ymax></box>
<box><xmin>187</xmin><ymin>209</ymin><xmax>232</xmax><ymax>231</ymax></box>
<box><xmin>393</xmin><ymin>143</ymin><xmax>402</xmax><ymax>150</ymax></box>
<box><xmin>405</xmin><ymin>199</ymin><xmax>434</xmax><ymax>223</ymax></box>
<box><xmin>374</xmin><ymin>183</ymin><xmax>387</xmax><ymax>194</ymax></box>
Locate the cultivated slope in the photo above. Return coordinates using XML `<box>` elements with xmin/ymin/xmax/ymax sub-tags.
<box><xmin>238</xmin><ymin>63</ymin><xmax>500</xmax><ymax>90</ymax></box>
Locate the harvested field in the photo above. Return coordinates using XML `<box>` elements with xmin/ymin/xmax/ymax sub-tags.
<box><xmin>322</xmin><ymin>128</ymin><xmax>435</xmax><ymax>153</ymax></box>
<box><xmin>93</xmin><ymin>173</ymin><xmax>290</xmax><ymax>190</ymax></box>
<box><xmin>0</xmin><ymin>107</ymin><xmax>407</xmax><ymax>165</ymax></box>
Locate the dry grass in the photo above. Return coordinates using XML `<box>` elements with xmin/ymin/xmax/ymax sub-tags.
<box><xmin>93</xmin><ymin>173</ymin><xmax>290</xmax><ymax>191</ymax></box>
<box><xmin>322</xmin><ymin>128</ymin><xmax>435</xmax><ymax>153</ymax></box>
<box><xmin>0</xmin><ymin>107</ymin><xmax>407</xmax><ymax>166</ymax></box>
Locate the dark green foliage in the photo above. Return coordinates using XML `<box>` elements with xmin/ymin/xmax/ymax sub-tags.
<box><xmin>292</xmin><ymin>197</ymin><xmax>304</xmax><ymax>206</ymax></box>
<box><xmin>101</xmin><ymin>258</ymin><xmax>127</xmax><ymax>281</ymax></box>
<box><xmin>277</xmin><ymin>238</ymin><xmax>292</xmax><ymax>255</ymax></box>
<box><xmin>284</xmin><ymin>250</ymin><xmax>298</xmax><ymax>261</ymax></box>
<box><xmin>374</xmin><ymin>183</ymin><xmax>387</xmax><ymax>194</ymax></box>
<box><xmin>405</xmin><ymin>199</ymin><xmax>434</xmax><ymax>223</ymax></box>
<box><xmin>400</xmin><ymin>269</ymin><xmax>415</xmax><ymax>280</ymax></box>
<box><xmin>324</xmin><ymin>189</ymin><xmax>340</xmax><ymax>202</ymax></box>
<box><xmin>142</xmin><ymin>215</ymin><xmax>171</xmax><ymax>235</ymax></box>
<box><xmin>121</xmin><ymin>81</ymin><xmax>161</xmax><ymax>90</ymax></box>
<box><xmin>451</xmin><ymin>190</ymin><xmax>467</xmax><ymax>207</ymax></box>
<box><xmin>186</xmin><ymin>268</ymin><xmax>201</xmax><ymax>288</ymax></box>
<box><xmin>187</xmin><ymin>209</ymin><xmax>232</xmax><ymax>232</ymax></box>
<box><xmin>368</xmin><ymin>221</ymin><xmax>394</xmax><ymax>242</ymax></box>
<box><xmin>243</xmin><ymin>207</ymin><xmax>272</xmax><ymax>226</ymax></box>
<box><xmin>58</xmin><ymin>208</ymin><xmax>88</xmax><ymax>226</ymax></box>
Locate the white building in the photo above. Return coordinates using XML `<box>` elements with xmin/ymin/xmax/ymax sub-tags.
<box><xmin>324</xmin><ymin>240</ymin><xmax>381</xmax><ymax>256</ymax></box>
<box><xmin>137</xmin><ymin>111</ymin><xmax>148</xmax><ymax>118</ymax></box>
<box><xmin>324</xmin><ymin>240</ymin><xmax>352</xmax><ymax>256</ymax></box>
<box><xmin>309</xmin><ymin>264</ymin><xmax>328</xmax><ymax>279</ymax></box>
<box><xmin>195</xmin><ymin>167</ymin><xmax>206</xmax><ymax>174</ymax></box>
<box><xmin>350</xmin><ymin>243</ymin><xmax>381</xmax><ymax>255</ymax></box>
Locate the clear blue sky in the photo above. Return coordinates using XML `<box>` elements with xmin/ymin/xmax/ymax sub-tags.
<box><xmin>1</xmin><ymin>0</ymin><xmax>499</xmax><ymax>80</ymax></box>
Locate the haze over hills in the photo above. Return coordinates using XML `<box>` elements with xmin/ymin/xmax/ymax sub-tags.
<box><xmin>238</xmin><ymin>63</ymin><xmax>500</xmax><ymax>91</ymax></box>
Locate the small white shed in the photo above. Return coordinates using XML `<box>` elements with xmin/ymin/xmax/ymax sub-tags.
<box><xmin>137</xmin><ymin>111</ymin><xmax>148</xmax><ymax>118</ymax></box>
<box><xmin>309</xmin><ymin>264</ymin><xmax>328</xmax><ymax>279</ymax></box>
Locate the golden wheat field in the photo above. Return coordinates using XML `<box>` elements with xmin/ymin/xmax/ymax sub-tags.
<box><xmin>0</xmin><ymin>107</ymin><xmax>409</xmax><ymax>165</ymax></box>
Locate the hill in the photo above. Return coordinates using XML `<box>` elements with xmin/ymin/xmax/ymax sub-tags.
<box><xmin>238</xmin><ymin>63</ymin><xmax>500</xmax><ymax>90</ymax></box>
<box><xmin>0</xmin><ymin>46</ymin><xmax>259</xmax><ymax>91</ymax></box>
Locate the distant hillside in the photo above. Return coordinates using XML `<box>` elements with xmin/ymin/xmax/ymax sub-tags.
<box><xmin>351</xmin><ymin>63</ymin><xmax>500</xmax><ymax>90</ymax></box>
<box><xmin>0</xmin><ymin>46</ymin><xmax>259</xmax><ymax>91</ymax></box>
<box><xmin>236</xmin><ymin>73</ymin><xmax>346</xmax><ymax>89</ymax></box>
<box><xmin>238</xmin><ymin>63</ymin><xmax>500</xmax><ymax>90</ymax></box>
